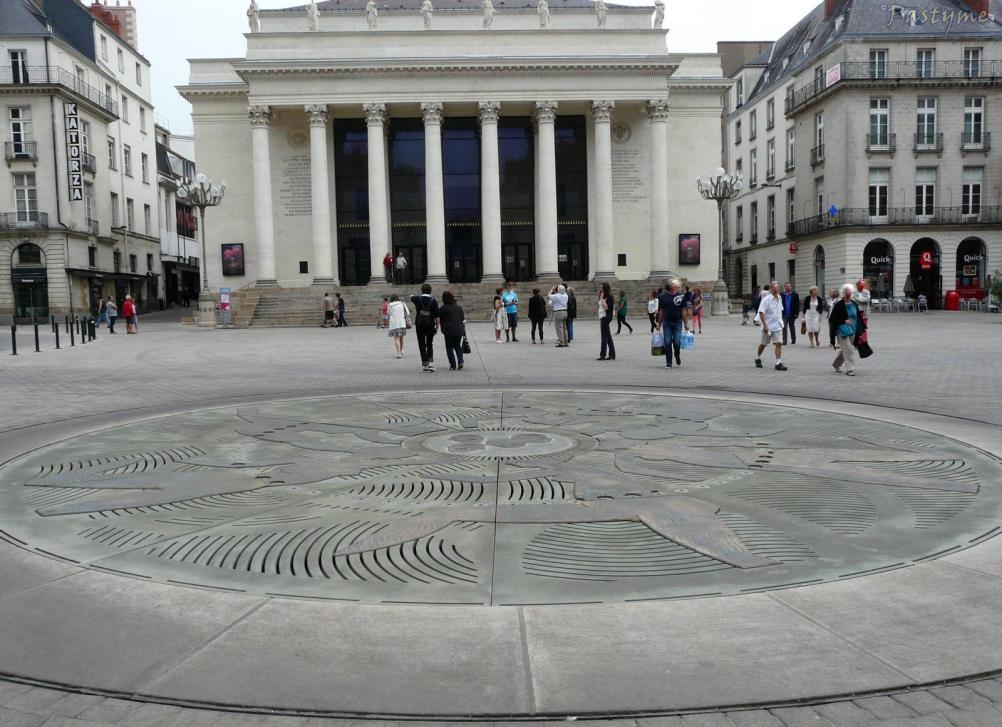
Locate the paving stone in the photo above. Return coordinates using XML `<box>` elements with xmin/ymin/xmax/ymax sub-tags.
<box><xmin>111</xmin><ymin>703</ymin><xmax>182</xmax><ymax>727</ymax></box>
<box><xmin>964</xmin><ymin>679</ymin><xmax>1002</xmax><ymax>703</ymax></box>
<box><xmin>43</xmin><ymin>696</ymin><xmax>106</xmax><ymax>719</ymax></box>
<box><xmin>681</xmin><ymin>714</ymin><xmax>736</xmax><ymax>727</ymax></box>
<box><xmin>890</xmin><ymin>692</ymin><xmax>955</xmax><ymax>716</ymax></box>
<box><xmin>725</xmin><ymin>711</ymin><xmax>783</xmax><ymax>727</ymax></box>
<box><xmin>0</xmin><ymin>706</ymin><xmax>47</xmax><ymax>727</ymax></box>
<box><xmin>768</xmin><ymin>706</ymin><xmax>833</xmax><ymax>726</ymax></box>
<box><xmin>812</xmin><ymin>700</ymin><xmax>876</xmax><ymax>725</ymax></box>
<box><xmin>941</xmin><ymin>704</ymin><xmax>1002</xmax><ymax>726</ymax></box>
<box><xmin>859</xmin><ymin>717</ymin><xmax>952</xmax><ymax>727</ymax></box>
<box><xmin>75</xmin><ymin>700</ymin><xmax>140</xmax><ymax>724</ymax></box>
<box><xmin>5</xmin><ymin>691</ymin><xmax>69</xmax><ymax>714</ymax></box>
<box><xmin>928</xmin><ymin>686</ymin><xmax>994</xmax><ymax>710</ymax></box>
<box><xmin>635</xmin><ymin>717</ymin><xmax>685</xmax><ymax>727</ymax></box>
<box><xmin>852</xmin><ymin>696</ymin><xmax>918</xmax><ymax>721</ymax></box>
<box><xmin>0</xmin><ymin>684</ymin><xmax>33</xmax><ymax>706</ymax></box>
<box><xmin>39</xmin><ymin>718</ymin><xmax>117</xmax><ymax>727</ymax></box>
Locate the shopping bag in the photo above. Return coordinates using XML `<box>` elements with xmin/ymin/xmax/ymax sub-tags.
<box><xmin>651</xmin><ymin>331</ymin><xmax>665</xmax><ymax>356</ymax></box>
<box><xmin>857</xmin><ymin>341</ymin><xmax>874</xmax><ymax>359</ymax></box>
<box><xmin>680</xmin><ymin>330</ymin><xmax>695</xmax><ymax>350</ymax></box>
<box><xmin>461</xmin><ymin>336</ymin><xmax>472</xmax><ymax>354</ymax></box>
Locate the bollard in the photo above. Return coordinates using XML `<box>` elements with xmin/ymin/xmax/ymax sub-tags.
<box><xmin>70</xmin><ymin>322</ymin><xmax>75</xmax><ymax>347</ymax></box>
<box><xmin>80</xmin><ymin>321</ymin><xmax>86</xmax><ymax>344</ymax></box>
<box><xmin>55</xmin><ymin>325</ymin><xmax>60</xmax><ymax>350</ymax></box>
<box><xmin>88</xmin><ymin>318</ymin><xmax>96</xmax><ymax>340</ymax></box>
<box><xmin>34</xmin><ymin>322</ymin><xmax>40</xmax><ymax>353</ymax></box>
<box><xmin>65</xmin><ymin>315</ymin><xmax>70</xmax><ymax>334</ymax></box>
<box><xmin>10</xmin><ymin>325</ymin><xmax>16</xmax><ymax>356</ymax></box>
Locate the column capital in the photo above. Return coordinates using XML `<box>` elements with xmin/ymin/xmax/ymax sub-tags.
<box><xmin>534</xmin><ymin>100</ymin><xmax>558</xmax><ymax>124</ymax></box>
<box><xmin>591</xmin><ymin>101</ymin><xmax>615</xmax><ymax>123</ymax></box>
<box><xmin>646</xmin><ymin>99</ymin><xmax>670</xmax><ymax>121</ymax></box>
<box><xmin>305</xmin><ymin>104</ymin><xmax>329</xmax><ymax>127</ymax></box>
<box><xmin>478</xmin><ymin>101</ymin><xmax>501</xmax><ymax>125</ymax></box>
<box><xmin>248</xmin><ymin>105</ymin><xmax>272</xmax><ymax>128</ymax></box>
<box><xmin>363</xmin><ymin>102</ymin><xmax>387</xmax><ymax>126</ymax></box>
<box><xmin>421</xmin><ymin>102</ymin><xmax>444</xmax><ymax>126</ymax></box>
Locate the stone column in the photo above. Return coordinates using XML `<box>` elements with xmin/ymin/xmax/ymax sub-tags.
<box><xmin>592</xmin><ymin>101</ymin><xmax>615</xmax><ymax>281</ymax></box>
<box><xmin>535</xmin><ymin>101</ymin><xmax>559</xmax><ymax>281</ymax></box>
<box><xmin>306</xmin><ymin>104</ymin><xmax>337</xmax><ymax>285</ymax></box>
<box><xmin>647</xmin><ymin>99</ymin><xmax>671</xmax><ymax>280</ymax></box>
<box><xmin>422</xmin><ymin>102</ymin><xmax>447</xmax><ymax>282</ymax></box>
<box><xmin>479</xmin><ymin>101</ymin><xmax>503</xmax><ymax>283</ymax></box>
<box><xmin>364</xmin><ymin>103</ymin><xmax>389</xmax><ymax>283</ymax></box>
<box><xmin>249</xmin><ymin>105</ymin><xmax>277</xmax><ymax>286</ymax></box>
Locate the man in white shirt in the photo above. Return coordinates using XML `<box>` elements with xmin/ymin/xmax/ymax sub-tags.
<box><xmin>853</xmin><ymin>279</ymin><xmax>871</xmax><ymax>324</ymax></box>
<box><xmin>755</xmin><ymin>281</ymin><xmax>788</xmax><ymax>371</ymax></box>
<box><xmin>548</xmin><ymin>284</ymin><xmax>569</xmax><ymax>347</ymax></box>
<box><xmin>395</xmin><ymin>252</ymin><xmax>407</xmax><ymax>285</ymax></box>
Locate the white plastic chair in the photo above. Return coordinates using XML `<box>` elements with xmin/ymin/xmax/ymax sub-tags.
<box><xmin>959</xmin><ymin>297</ymin><xmax>970</xmax><ymax>311</ymax></box>
<box><xmin>987</xmin><ymin>295</ymin><xmax>999</xmax><ymax>313</ymax></box>
<box><xmin>917</xmin><ymin>296</ymin><xmax>929</xmax><ymax>312</ymax></box>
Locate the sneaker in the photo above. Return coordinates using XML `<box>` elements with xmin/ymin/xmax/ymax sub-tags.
<box><xmin>596</xmin><ymin>357</ymin><xmax>607</xmax><ymax>361</ymax></box>
<box><xmin>832</xmin><ymin>363</ymin><xmax>842</xmax><ymax>373</ymax></box>
<box><xmin>846</xmin><ymin>370</ymin><xmax>855</xmax><ymax>376</ymax></box>
<box><xmin>427</xmin><ymin>364</ymin><xmax>436</xmax><ymax>372</ymax></box>
<box><xmin>458</xmin><ymin>363</ymin><xmax>464</xmax><ymax>370</ymax></box>
<box><xmin>675</xmin><ymin>354</ymin><xmax>681</xmax><ymax>366</ymax></box>
<box><xmin>755</xmin><ymin>359</ymin><xmax>763</xmax><ymax>368</ymax></box>
<box><xmin>665</xmin><ymin>364</ymin><xmax>672</xmax><ymax>369</ymax></box>
<box><xmin>450</xmin><ymin>366</ymin><xmax>457</xmax><ymax>371</ymax></box>
<box><xmin>512</xmin><ymin>337</ymin><xmax>519</xmax><ymax>343</ymax></box>
<box><xmin>775</xmin><ymin>363</ymin><xmax>788</xmax><ymax>371</ymax></box>
<box><xmin>531</xmin><ymin>340</ymin><xmax>536</xmax><ymax>345</ymax></box>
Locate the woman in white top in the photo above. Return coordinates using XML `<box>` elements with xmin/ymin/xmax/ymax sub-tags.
<box><xmin>386</xmin><ymin>294</ymin><xmax>411</xmax><ymax>358</ymax></box>
<box><xmin>492</xmin><ymin>287</ymin><xmax>509</xmax><ymax>343</ymax></box>
<box><xmin>647</xmin><ymin>290</ymin><xmax>659</xmax><ymax>332</ymax></box>
<box><xmin>802</xmin><ymin>285</ymin><xmax>827</xmax><ymax>348</ymax></box>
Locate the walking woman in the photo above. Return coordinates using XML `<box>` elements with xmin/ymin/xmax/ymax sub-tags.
<box><xmin>597</xmin><ymin>282</ymin><xmax>616</xmax><ymax>361</ymax></box>
<box><xmin>438</xmin><ymin>291</ymin><xmax>466</xmax><ymax>370</ymax></box>
<box><xmin>647</xmin><ymin>290</ymin><xmax>659</xmax><ymax>332</ymax></box>
<box><xmin>802</xmin><ymin>286</ymin><xmax>827</xmax><ymax>348</ymax></box>
<box><xmin>386</xmin><ymin>294</ymin><xmax>411</xmax><ymax>359</ymax></box>
<box><xmin>615</xmin><ymin>291</ymin><xmax>633</xmax><ymax>334</ymax></box>
<box><xmin>690</xmin><ymin>287</ymin><xmax>704</xmax><ymax>334</ymax></box>
<box><xmin>493</xmin><ymin>287</ymin><xmax>509</xmax><ymax>343</ymax></box>
<box><xmin>528</xmin><ymin>288</ymin><xmax>547</xmax><ymax>344</ymax></box>
<box><xmin>829</xmin><ymin>283</ymin><xmax>864</xmax><ymax>376</ymax></box>
<box><xmin>566</xmin><ymin>287</ymin><xmax>578</xmax><ymax>342</ymax></box>
<box><xmin>106</xmin><ymin>296</ymin><xmax>118</xmax><ymax>334</ymax></box>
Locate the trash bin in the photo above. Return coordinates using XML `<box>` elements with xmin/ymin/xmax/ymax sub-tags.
<box><xmin>945</xmin><ymin>290</ymin><xmax>960</xmax><ymax>311</ymax></box>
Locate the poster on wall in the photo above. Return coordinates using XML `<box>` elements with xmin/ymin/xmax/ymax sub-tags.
<box><xmin>221</xmin><ymin>243</ymin><xmax>245</xmax><ymax>276</ymax></box>
<box><xmin>678</xmin><ymin>234</ymin><xmax>701</xmax><ymax>266</ymax></box>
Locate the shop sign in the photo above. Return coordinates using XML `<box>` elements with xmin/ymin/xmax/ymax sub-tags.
<box><xmin>788</xmin><ymin>242</ymin><xmax>798</xmax><ymax>254</ymax></box>
<box><xmin>869</xmin><ymin>256</ymin><xmax>892</xmax><ymax>265</ymax></box>
<box><xmin>826</xmin><ymin>64</ymin><xmax>842</xmax><ymax>88</ymax></box>
<box><xmin>963</xmin><ymin>254</ymin><xmax>983</xmax><ymax>263</ymax></box>
<box><xmin>219</xmin><ymin>288</ymin><xmax>231</xmax><ymax>312</ymax></box>
<box><xmin>919</xmin><ymin>250</ymin><xmax>935</xmax><ymax>270</ymax></box>
<box><xmin>64</xmin><ymin>103</ymin><xmax>83</xmax><ymax>202</ymax></box>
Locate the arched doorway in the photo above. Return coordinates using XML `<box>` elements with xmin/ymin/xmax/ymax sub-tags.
<box><xmin>813</xmin><ymin>246</ymin><xmax>826</xmax><ymax>294</ymax></box>
<box><xmin>863</xmin><ymin>239</ymin><xmax>894</xmax><ymax>298</ymax></box>
<box><xmin>956</xmin><ymin>238</ymin><xmax>987</xmax><ymax>299</ymax></box>
<box><xmin>735</xmin><ymin>257</ymin><xmax>744</xmax><ymax>298</ymax></box>
<box><xmin>909</xmin><ymin>238</ymin><xmax>942</xmax><ymax>308</ymax></box>
<box><xmin>11</xmin><ymin>243</ymin><xmax>49</xmax><ymax>322</ymax></box>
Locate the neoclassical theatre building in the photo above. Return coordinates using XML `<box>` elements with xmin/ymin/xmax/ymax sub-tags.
<box><xmin>182</xmin><ymin>0</ymin><xmax>727</xmax><ymax>315</ymax></box>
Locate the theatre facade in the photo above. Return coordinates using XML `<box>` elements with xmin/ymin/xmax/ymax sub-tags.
<box><xmin>181</xmin><ymin>0</ymin><xmax>727</xmax><ymax>299</ymax></box>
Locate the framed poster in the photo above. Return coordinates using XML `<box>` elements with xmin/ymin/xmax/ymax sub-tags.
<box><xmin>221</xmin><ymin>243</ymin><xmax>245</xmax><ymax>276</ymax></box>
<box><xmin>963</xmin><ymin>264</ymin><xmax>978</xmax><ymax>277</ymax></box>
<box><xmin>678</xmin><ymin>234</ymin><xmax>701</xmax><ymax>266</ymax></box>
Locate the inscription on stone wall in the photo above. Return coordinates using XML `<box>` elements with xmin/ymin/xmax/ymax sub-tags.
<box><xmin>612</xmin><ymin>147</ymin><xmax>647</xmax><ymax>203</ymax></box>
<box><xmin>280</xmin><ymin>155</ymin><xmax>312</xmax><ymax>217</ymax></box>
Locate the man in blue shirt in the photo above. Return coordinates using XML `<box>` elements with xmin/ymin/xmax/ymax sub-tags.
<box><xmin>657</xmin><ymin>281</ymin><xmax>691</xmax><ymax>369</ymax></box>
<box><xmin>501</xmin><ymin>281</ymin><xmax>520</xmax><ymax>343</ymax></box>
<box><xmin>781</xmin><ymin>282</ymin><xmax>801</xmax><ymax>345</ymax></box>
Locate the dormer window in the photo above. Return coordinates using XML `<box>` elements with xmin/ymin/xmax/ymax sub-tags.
<box><xmin>803</xmin><ymin>41</ymin><xmax>811</xmax><ymax>56</ymax></box>
<box><xmin>782</xmin><ymin>57</ymin><xmax>789</xmax><ymax>71</ymax></box>
<box><xmin>834</xmin><ymin>15</ymin><xmax>844</xmax><ymax>32</ymax></box>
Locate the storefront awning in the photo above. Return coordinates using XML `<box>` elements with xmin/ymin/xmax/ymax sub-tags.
<box><xmin>65</xmin><ymin>268</ymin><xmax>153</xmax><ymax>282</ymax></box>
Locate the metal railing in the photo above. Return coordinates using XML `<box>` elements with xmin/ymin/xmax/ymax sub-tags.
<box><xmin>811</xmin><ymin>144</ymin><xmax>825</xmax><ymax>166</ymax></box>
<box><xmin>4</xmin><ymin>141</ymin><xmax>37</xmax><ymax>161</ymax></box>
<box><xmin>767</xmin><ymin>228</ymin><xmax>776</xmax><ymax>241</ymax></box>
<box><xmin>82</xmin><ymin>152</ymin><xmax>97</xmax><ymax>173</ymax></box>
<box><xmin>786</xmin><ymin>60</ymin><xmax>1002</xmax><ymax>114</ymax></box>
<box><xmin>787</xmin><ymin>206</ymin><xmax>1002</xmax><ymax>237</ymax></box>
<box><xmin>866</xmin><ymin>133</ymin><xmax>896</xmax><ymax>153</ymax></box>
<box><xmin>0</xmin><ymin>66</ymin><xmax>119</xmax><ymax>116</ymax></box>
<box><xmin>914</xmin><ymin>132</ymin><xmax>943</xmax><ymax>153</ymax></box>
<box><xmin>87</xmin><ymin>218</ymin><xmax>99</xmax><ymax>236</ymax></box>
<box><xmin>962</xmin><ymin>131</ymin><xmax>991</xmax><ymax>151</ymax></box>
<box><xmin>0</xmin><ymin>211</ymin><xmax>48</xmax><ymax>229</ymax></box>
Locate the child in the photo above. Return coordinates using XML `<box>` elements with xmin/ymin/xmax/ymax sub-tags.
<box><xmin>378</xmin><ymin>297</ymin><xmax>390</xmax><ymax>328</ymax></box>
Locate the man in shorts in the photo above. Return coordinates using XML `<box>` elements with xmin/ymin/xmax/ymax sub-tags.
<box><xmin>323</xmin><ymin>292</ymin><xmax>336</xmax><ymax>328</ymax></box>
<box><xmin>755</xmin><ymin>281</ymin><xmax>788</xmax><ymax>371</ymax></box>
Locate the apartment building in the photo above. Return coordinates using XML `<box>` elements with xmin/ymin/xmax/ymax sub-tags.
<box><xmin>724</xmin><ymin>0</ymin><xmax>1001</xmax><ymax>308</ymax></box>
<box><xmin>155</xmin><ymin>122</ymin><xmax>199</xmax><ymax>308</ymax></box>
<box><xmin>0</xmin><ymin>0</ymin><xmax>159</xmax><ymax>322</ymax></box>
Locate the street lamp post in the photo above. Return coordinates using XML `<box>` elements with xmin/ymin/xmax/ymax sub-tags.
<box><xmin>176</xmin><ymin>174</ymin><xmax>226</xmax><ymax>327</ymax></box>
<box><xmin>697</xmin><ymin>167</ymin><xmax>743</xmax><ymax>317</ymax></box>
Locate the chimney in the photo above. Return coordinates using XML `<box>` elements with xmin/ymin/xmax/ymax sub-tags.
<box><xmin>961</xmin><ymin>0</ymin><xmax>990</xmax><ymax>15</ymax></box>
<box><xmin>825</xmin><ymin>0</ymin><xmax>840</xmax><ymax>20</ymax></box>
<box><xmin>98</xmin><ymin>0</ymin><xmax>139</xmax><ymax>49</ymax></box>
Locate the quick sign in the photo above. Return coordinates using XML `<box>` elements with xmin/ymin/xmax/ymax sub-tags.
<box><xmin>870</xmin><ymin>256</ymin><xmax>892</xmax><ymax>265</ymax></box>
<box><xmin>826</xmin><ymin>64</ymin><xmax>842</xmax><ymax>88</ymax></box>
<box><xmin>919</xmin><ymin>250</ymin><xmax>935</xmax><ymax>270</ymax></box>
<box><xmin>64</xmin><ymin>103</ymin><xmax>83</xmax><ymax>202</ymax></box>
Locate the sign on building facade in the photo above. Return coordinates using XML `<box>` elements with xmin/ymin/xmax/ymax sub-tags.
<box><xmin>64</xmin><ymin>103</ymin><xmax>83</xmax><ymax>202</ymax></box>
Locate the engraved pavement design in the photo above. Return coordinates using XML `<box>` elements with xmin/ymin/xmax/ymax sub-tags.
<box><xmin>1</xmin><ymin>390</ymin><xmax>1000</xmax><ymax>606</ymax></box>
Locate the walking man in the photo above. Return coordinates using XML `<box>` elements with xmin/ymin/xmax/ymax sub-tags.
<box><xmin>410</xmin><ymin>283</ymin><xmax>440</xmax><ymax>372</ymax></box>
<box><xmin>335</xmin><ymin>292</ymin><xmax>347</xmax><ymax>327</ymax></box>
<box><xmin>323</xmin><ymin>291</ymin><xmax>336</xmax><ymax>328</ymax></box>
<box><xmin>853</xmin><ymin>279</ymin><xmax>871</xmax><ymax>327</ymax></box>
<box><xmin>756</xmin><ymin>281</ymin><xmax>788</xmax><ymax>371</ymax></box>
<box><xmin>781</xmin><ymin>281</ymin><xmax>800</xmax><ymax>345</ymax></box>
<box><xmin>658</xmin><ymin>281</ymin><xmax>691</xmax><ymax>369</ymax></box>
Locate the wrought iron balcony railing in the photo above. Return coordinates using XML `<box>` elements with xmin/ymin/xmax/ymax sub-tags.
<box><xmin>4</xmin><ymin>141</ymin><xmax>37</xmax><ymax>161</ymax></box>
<box><xmin>914</xmin><ymin>132</ymin><xmax>944</xmax><ymax>153</ymax></box>
<box><xmin>0</xmin><ymin>211</ymin><xmax>48</xmax><ymax>229</ymax></box>
<box><xmin>787</xmin><ymin>206</ymin><xmax>1002</xmax><ymax>237</ymax></box>
<box><xmin>962</xmin><ymin>131</ymin><xmax>991</xmax><ymax>152</ymax></box>
<box><xmin>87</xmin><ymin>218</ymin><xmax>100</xmax><ymax>236</ymax></box>
<box><xmin>82</xmin><ymin>152</ymin><xmax>97</xmax><ymax>173</ymax></box>
<box><xmin>0</xmin><ymin>66</ymin><xmax>119</xmax><ymax>116</ymax></box>
<box><xmin>810</xmin><ymin>144</ymin><xmax>825</xmax><ymax>166</ymax></box>
<box><xmin>866</xmin><ymin>133</ymin><xmax>896</xmax><ymax>153</ymax></box>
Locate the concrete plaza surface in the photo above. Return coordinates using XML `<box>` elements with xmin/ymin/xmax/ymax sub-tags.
<box><xmin>1</xmin><ymin>310</ymin><xmax>1001</xmax><ymax>725</ymax></box>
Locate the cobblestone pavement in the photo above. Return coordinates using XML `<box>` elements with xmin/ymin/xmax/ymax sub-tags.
<box><xmin>1</xmin><ymin>309</ymin><xmax>1001</xmax><ymax>725</ymax></box>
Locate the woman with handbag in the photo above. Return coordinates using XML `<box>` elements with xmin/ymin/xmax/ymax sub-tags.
<box><xmin>828</xmin><ymin>283</ymin><xmax>865</xmax><ymax>376</ymax></box>
<box><xmin>802</xmin><ymin>286</ymin><xmax>827</xmax><ymax>348</ymax></box>
<box><xmin>386</xmin><ymin>294</ymin><xmax>411</xmax><ymax>359</ymax></box>
<box><xmin>438</xmin><ymin>291</ymin><xmax>467</xmax><ymax>370</ymax></box>
<box><xmin>492</xmin><ymin>287</ymin><xmax>508</xmax><ymax>343</ymax></box>
<box><xmin>597</xmin><ymin>282</ymin><xmax>616</xmax><ymax>361</ymax></box>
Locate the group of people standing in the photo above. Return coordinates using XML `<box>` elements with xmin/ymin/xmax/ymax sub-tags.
<box><xmin>95</xmin><ymin>295</ymin><xmax>138</xmax><ymax>334</ymax></box>
<box><xmin>751</xmin><ymin>279</ymin><xmax>871</xmax><ymax>376</ymax></box>
<box><xmin>385</xmin><ymin>284</ymin><xmax>468</xmax><ymax>372</ymax></box>
<box><xmin>492</xmin><ymin>281</ymin><xmax>581</xmax><ymax>348</ymax></box>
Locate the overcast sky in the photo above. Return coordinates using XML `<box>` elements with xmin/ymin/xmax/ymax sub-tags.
<box><xmin>130</xmin><ymin>0</ymin><xmax>819</xmax><ymax>134</ymax></box>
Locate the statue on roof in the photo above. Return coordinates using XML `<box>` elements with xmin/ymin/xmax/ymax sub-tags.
<box><xmin>482</xmin><ymin>0</ymin><xmax>495</xmax><ymax>28</ymax></box>
<box><xmin>538</xmin><ymin>0</ymin><xmax>550</xmax><ymax>28</ymax></box>
<box><xmin>307</xmin><ymin>0</ymin><xmax>320</xmax><ymax>30</ymax></box>
<box><xmin>247</xmin><ymin>0</ymin><xmax>261</xmax><ymax>33</ymax></box>
<box><xmin>421</xmin><ymin>0</ymin><xmax>433</xmax><ymax>29</ymax></box>
<box><xmin>652</xmin><ymin>0</ymin><xmax>664</xmax><ymax>29</ymax></box>
<box><xmin>366</xmin><ymin>0</ymin><xmax>378</xmax><ymax>29</ymax></box>
<box><xmin>596</xmin><ymin>0</ymin><xmax>607</xmax><ymax>27</ymax></box>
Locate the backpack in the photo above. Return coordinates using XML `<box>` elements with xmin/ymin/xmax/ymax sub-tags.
<box><xmin>415</xmin><ymin>297</ymin><xmax>435</xmax><ymax>328</ymax></box>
